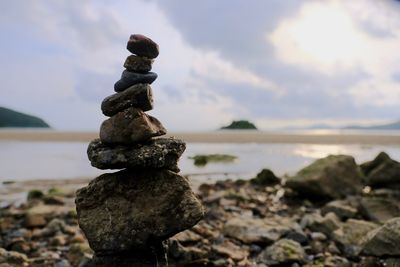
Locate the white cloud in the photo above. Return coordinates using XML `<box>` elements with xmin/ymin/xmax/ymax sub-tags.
<box><xmin>191</xmin><ymin>52</ymin><xmax>284</xmax><ymax>95</ymax></box>
<box><xmin>268</xmin><ymin>0</ymin><xmax>400</xmax><ymax>109</ymax></box>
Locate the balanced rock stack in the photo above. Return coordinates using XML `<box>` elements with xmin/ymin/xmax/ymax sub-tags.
<box><xmin>75</xmin><ymin>34</ymin><xmax>204</xmax><ymax>266</ymax></box>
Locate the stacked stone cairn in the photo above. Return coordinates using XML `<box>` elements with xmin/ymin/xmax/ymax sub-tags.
<box><xmin>75</xmin><ymin>34</ymin><xmax>204</xmax><ymax>266</ymax></box>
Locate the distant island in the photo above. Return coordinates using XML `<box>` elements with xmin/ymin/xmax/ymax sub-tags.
<box><xmin>0</xmin><ymin>107</ymin><xmax>50</xmax><ymax>128</ymax></box>
<box><xmin>344</xmin><ymin>120</ymin><xmax>400</xmax><ymax>130</ymax></box>
<box><xmin>220</xmin><ymin>120</ymin><xmax>258</xmax><ymax>130</ymax></box>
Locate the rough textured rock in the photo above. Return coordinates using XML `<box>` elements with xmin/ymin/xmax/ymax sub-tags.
<box><xmin>258</xmin><ymin>239</ymin><xmax>306</xmax><ymax>266</ymax></box>
<box><xmin>100</xmin><ymin>107</ymin><xmax>166</xmax><ymax>145</ymax></box>
<box><xmin>361</xmin><ymin>217</ymin><xmax>400</xmax><ymax>257</ymax></box>
<box><xmin>0</xmin><ymin>248</ymin><xmax>28</xmax><ymax>266</ymax></box>
<box><xmin>126</xmin><ymin>34</ymin><xmax>159</xmax><ymax>59</ymax></box>
<box><xmin>286</xmin><ymin>155</ymin><xmax>364</xmax><ymax>200</ymax></box>
<box><xmin>114</xmin><ymin>70</ymin><xmax>157</xmax><ymax>92</ymax></box>
<box><xmin>359</xmin><ymin>197</ymin><xmax>400</xmax><ymax>223</ymax></box>
<box><xmin>223</xmin><ymin>216</ymin><xmax>300</xmax><ymax>245</ymax></box>
<box><xmin>87</xmin><ymin>138</ymin><xmax>185</xmax><ymax>172</ymax></box>
<box><xmin>332</xmin><ymin>219</ymin><xmax>379</xmax><ymax>256</ymax></box>
<box><xmin>361</xmin><ymin>152</ymin><xmax>400</xmax><ymax>188</ymax></box>
<box><xmin>75</xmin><ymin>169</ymin><xmax>204</xmax><ymax>253</ymax></box>
<box><xmin>321</xmin><ymin>200</ymin><xmax>358</xmax><ymax>220</ymax></box>
<box><xmin>123</xmin><ymin>55</ymin><xmax>153</xmax><ymax>72</ymax></box>
<box><xmin>101</xmin><ymin>84</ymin><xmax>153</xmax><ymax>116</ymax></box>
<box><xmin>301</xmin><ymin>212</ymin><xmax>341</xmax><ymax>237</ymax></box>
<box><xmin>250</xmin><ymin>169</ymin><xmax>281</xmax><ymax>186</ymax></box>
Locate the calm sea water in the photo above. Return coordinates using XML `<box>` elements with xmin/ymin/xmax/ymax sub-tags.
<box><xmin>0</xmin><ymin>141</ymin><xmax>399</xmax><ymax>183</ymax></box>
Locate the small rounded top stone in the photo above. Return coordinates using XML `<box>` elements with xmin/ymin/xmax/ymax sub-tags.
<box><xmin>127</xmin><ymin>34</ymin><xmax>159</xmax><ymax>59</ymax></box>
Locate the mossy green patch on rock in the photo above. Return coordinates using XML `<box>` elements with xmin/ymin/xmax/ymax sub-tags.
<box><xmin>189</xmin><ymin>154</ymin><xmax>237</xmax><ymax>167</ymax></box>
<box><xmin>27</xmin><ymin>189</ymin><xmax>44</xmax><ymax>201</ymax></box>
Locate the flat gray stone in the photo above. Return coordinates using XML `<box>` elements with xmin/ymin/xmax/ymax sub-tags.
<box><xmin>101</xmin><ymin>84</ymin><xmax>153</xmax><ymax>116</ymax></box>
<box><xmin>87</xmin><ymin>138</ymin><xmax>185</xmax><ymax>172</ymax></box>
<box><xmin>114</xmin><ymin>70</ymin><xmax>157</xmax><ymax>92</ymax></box>
<box><xmin>286</xmin><ymin>155</ymin><xmax>364</xmax><ymax>200</ymax></box>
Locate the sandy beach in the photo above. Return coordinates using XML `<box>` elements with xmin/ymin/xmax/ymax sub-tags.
<box><xmin>1</xmin><ymin>130</ymin><xmax>400</xmax><ymax>144</ymax></box>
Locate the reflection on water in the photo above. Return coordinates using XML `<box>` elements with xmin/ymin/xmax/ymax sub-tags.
<box><xmin>0</xmin><ymin>141</ymin><xmax>400</xmax><ymax>183</ymax></box>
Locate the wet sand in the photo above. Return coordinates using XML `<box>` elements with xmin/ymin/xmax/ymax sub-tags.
<box><xmin>0</xmin><ymin>130</ymin><xmax>400</xmax><ymax>144</ymax></box>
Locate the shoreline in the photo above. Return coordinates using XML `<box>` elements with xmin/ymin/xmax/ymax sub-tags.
<box><xmin>1</xmin><ymin>130</ymin><xmax>400</xmax><ymax>144</ymax></box>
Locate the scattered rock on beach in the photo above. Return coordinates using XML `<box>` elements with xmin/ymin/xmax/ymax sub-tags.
<box><xmin>258</xmin><ymin>239</ymin><xmax>306</xmax><ymax>266</ymax></box>
<box><xmin>361</xmin><ymin>152</ymin><xmax>400</xmax><ymax>189</ymax></box>
<box><xmin>286</xmin><ymin>155</ymin><xmax>364</xmax><ymax>200</ymax></box>
<box><xmin>250</xmin><ymin>168</ymin><xmax>281</xmax><ymax>186</ymax></box>
<box><xmin>361</xmin><ymin>217</ymin><xmax>400</xmax><ymax>257</ymax></box>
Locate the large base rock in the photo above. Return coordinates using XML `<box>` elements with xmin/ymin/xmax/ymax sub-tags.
<box><xmin>87</xmin><ymin>138</ymin><xmax>185</xmax><ymax>172</ymax></box>
<box><xmin>286</xmin><ymin>155</ymin><xmax>364</xmax><ymax>200</ymax></box>
<box><xmin>75</xmin><ymin>169</ymin><xmax>204</xmax><ymax>253</ymax></box>
<box><xmin>92</xmin><ymin>241</ymin><xmax>167</xmax><ymax>267</ymax></box>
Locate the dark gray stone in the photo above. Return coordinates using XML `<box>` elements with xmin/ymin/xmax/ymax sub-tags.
<box><xmin>114</xmin><ymin>70</ymin><xmax>157</xmax><ymax>92</ymax></box>
<box><xmin>250</xmin><ymin>169</ymin><xmax>281</xmax><ymax>186</ymax></box>
<box><xmin>124</xmin><ymin>55</ymin><xmax>153</xmax><ymax>72</ymax></box>
<box><xmin>286</xmin><ymin>155</ymin><xmax>364</xmax><ymax>200</ymax></box>
<box><xmin>321</xmin><ymin>200</ymin><xmax>358</xmax><ymax>220</ymax></box>
<box><xmin>361</xmin><ymin>152</ymin><xmax>400</xmax><ymax>189</ymax></box>
<box><xmin>127</xmin><ymin>34</ymin><xmax>159</xmax><ymax>59</ymax></box>
<box><xmin>101</xmin><ymin>84</ymin><xmax>153</xmax><ymax>116</ymax></box>
<box><xmin>87</xmin><ymin>138</ymin><xmax>186</xmax><ymax>172</ymax></box>
<box><xmin>75</xmin><ymin>169</ymin><xmax>204</xmax><ymax>252</ymax></box>
<box><xmin>99</xmin><ymin>107</ymin><xmax>166</xmax><ymax>145</ymax></box>
<box><xmin>359</xmin><ymin>197</ymin><xmax>400</xmax><ymax>223</ymax></box>
<box><xmin>361</xmin><ymin>217</ymin><xmax>400</xmax><ymax>257</ymax></box>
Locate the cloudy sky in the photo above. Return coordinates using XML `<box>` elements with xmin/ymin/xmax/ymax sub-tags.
<box><xmin>1</xmin><ymin>0</ymin><xmax>400</xmax><ymax>131</ymax></box>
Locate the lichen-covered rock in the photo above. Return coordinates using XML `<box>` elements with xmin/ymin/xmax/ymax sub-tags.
<box><xmin>126</xmin><ymin>34</ymin><xmax>159</xmax><ymax>59</ymax></box>
<box><xmin>101</xmin><ymin>84</ymin><xmax>153</xmax><ymax>116</ymax></box>
<box><xmin>114</xmin><ymin>70</ymin><xmax>157</xmax><ymax>92</ymax></box>
<box><xmin>87</xmin><ymin>138</ymin><xmax>185</xmax><ymax>172</ymax></box>
<box><xmin>286</xmin><ymin>155</ymin><xmax>364</xmax><ymax>200</ymax></box>
<box><xmin>75</xmin><ymin>169</ymin><xmax>204</xmax><ymax>253</ymax></box>
<box><xmin>361</xmin><ymin>217</ymin><xmax>400</xmax><ymax>257</ymax></box>
<box><xmin>123</xmin><ymin>55</ymin><xmax>153</xmax><ymax>72</ymax></box>
<box><xmin>361</xmin><ymin>152</ymin><xmax>400</xmax><ymax>188</ymax></box>
<box><xmin>258</xmin><ymin>239</ymin><xmax>306</xmax><ymax>266</ymax></box>
<box><xmin>99</xmin><ymin>107</ymin><xmax>166</xmax><ymax>145</ymax></box>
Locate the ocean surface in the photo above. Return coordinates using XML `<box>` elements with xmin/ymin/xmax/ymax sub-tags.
<box><xmin>1</xmin><ymin>140</ymin><xmax>400</xmax><ymax>184</ymax></box>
